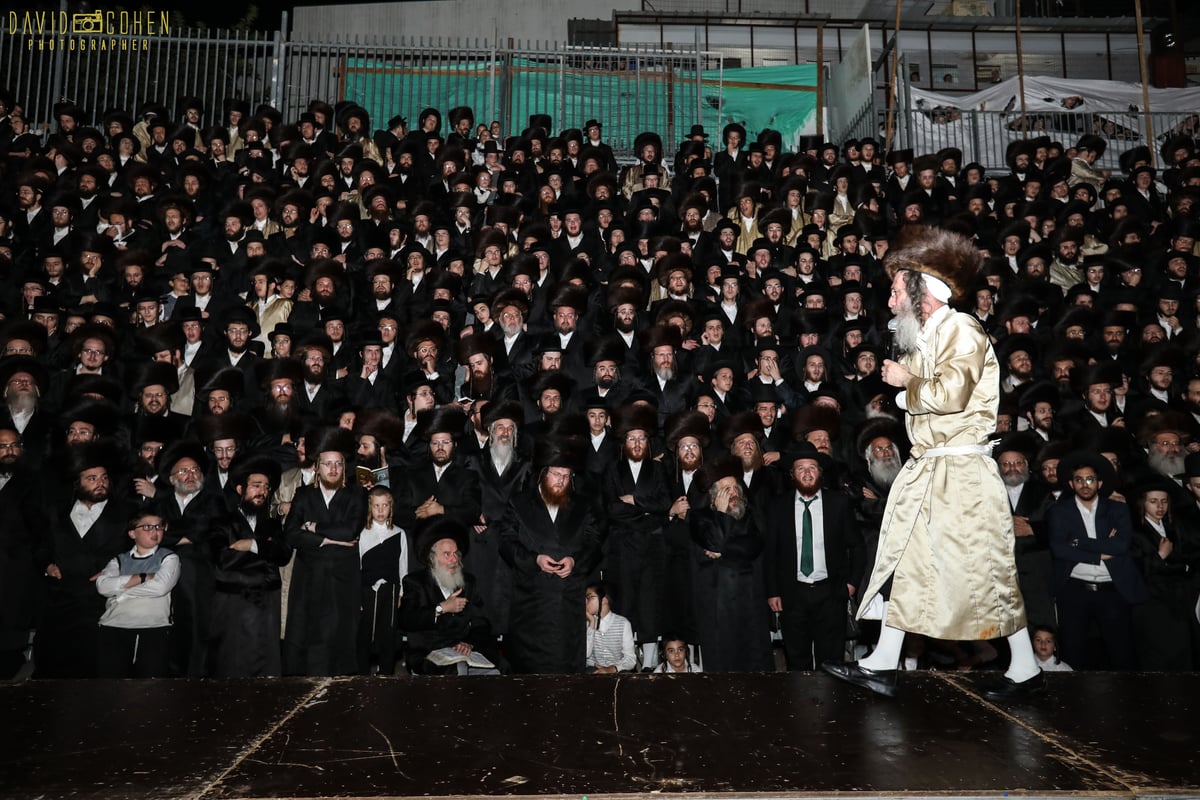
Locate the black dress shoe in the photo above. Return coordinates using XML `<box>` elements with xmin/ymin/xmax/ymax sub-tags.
<box><xmin>820</xmin><ymin>661</ymin><xmax>898</xmax><ymax>697</ymax></box>
<box><xmin>982</xmin><ymin>670</ymin><xmax>1046</xmax><ymax>701</ymax></box>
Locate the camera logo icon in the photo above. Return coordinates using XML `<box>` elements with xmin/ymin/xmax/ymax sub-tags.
<box><xmin>72</xmin><ymin>12</ymin><xmax>103</xmax><ymax>33</ymax></box>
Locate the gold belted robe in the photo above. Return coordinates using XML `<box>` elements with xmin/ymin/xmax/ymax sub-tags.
<box><xmin>858</xmin><ymin>305</ymin><xmax>1026</xmax><ymax>640</ymax></box>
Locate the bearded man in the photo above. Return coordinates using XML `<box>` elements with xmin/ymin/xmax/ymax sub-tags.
<box><xmin>399</xmin><ymin>520</ymin><xmax>503</xmax><ymax>674</ymax></box>
<box><xmin>662</xmin><ymin>411</ymin><xmax>709</xmax><ymax>644</ymax></box>
<box><xmin>824</xmin><ymin>227</ymin><xmax>1044</xmax><ymax>700</ymax></box>
<box><xmin>499</xmin><ymin>438</ymin><xmax>602</xmax><ymax>674</ymax></box>
<box><xmin>283</xmin><ymin>427</ymin><xmax>367</xmax><ymax>676</ymax></box>
<box><xmin>467</xmin><ymin>402</ymin><xmax>529</xmax><ymax>637</ymax></box>
<box><xmin>0</xmin><ymin>356</ymin><xmax>52</xmax><ymax>470</ymax></box>
<box><xmin>207</xmin><ymin>456</ymin><xmax>291</xmax><ymax>677</ymax></box>
<box><xmin>36</xmin><ymin>446</ymin><xmax>133</xmax><ymax>678</ymax></box>
<box><xmin>602</xmin><ymin>404</ymin><xmax>673</xmax><ymax>668</ymax></box>
<box><xmin>153</xmin><ymin>441</ymin><xmax>227</xmax><ymax>677</ymax></box>
<box><xmin>689</xmin><ymin>456</ymin><xmax>772</xmax><ymax>672</ymax></box>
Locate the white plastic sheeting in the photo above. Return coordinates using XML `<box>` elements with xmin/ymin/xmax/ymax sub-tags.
<box><xmin>895</xmin><ymin>75</ymin><xmax>1200</xmax><ymax>171</ymax></box>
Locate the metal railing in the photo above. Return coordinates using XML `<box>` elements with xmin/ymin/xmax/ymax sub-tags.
<box><xmin>0</xmin><ymin>12</ymin><xmax>720</xmax><ymax>158</ymax></box>
<box><xmin>887</xmin><ymin>107</ymin><xmax>1199</xmax><ymax>171</ymax></box>
<box><xmin>0</xmin><ymin>16</ymin><xmax>277</xmax><ymax>136</ymax></box>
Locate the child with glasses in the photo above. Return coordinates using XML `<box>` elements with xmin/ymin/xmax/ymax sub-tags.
<box><xmin>95</xmin><ymin>511</ymin><xmax>180</xmax><ymax>678</ymax></box>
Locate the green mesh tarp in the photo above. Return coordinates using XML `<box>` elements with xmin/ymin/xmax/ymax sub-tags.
<box><xmin>343</xmin><ymin>57</ymin><xmax>818</xmax><ymax>152</ymax></box>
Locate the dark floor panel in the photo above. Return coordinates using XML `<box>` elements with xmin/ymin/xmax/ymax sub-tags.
<box><xmin>955</xmin><ymin>671</ymin><xmax>1200</xmax><ymax>794</ymax></box>
<box><xmin>6</xmin><ymin>672</ymin><xmax>1196</xmax><ymax>800</ymax></box>
<box><xmin>207</xmin><ymin>672</ymin><xmax>1119</xmax><ymax>799</ymax></box>
<box><xmin>1</xmin><ymin>678</ymin><xmax>323</xmax><ymax>800</ymax></box>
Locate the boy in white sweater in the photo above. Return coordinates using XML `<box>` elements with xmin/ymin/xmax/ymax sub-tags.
<box><xmin>95</xmin><ymin>511</ymin><xmax>180</xmax><ymax>678</ymax></box>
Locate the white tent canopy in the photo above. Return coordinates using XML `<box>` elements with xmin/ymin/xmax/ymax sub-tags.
<box><xmin>894</xmin><ymin>75</ymin><xmax>1200</xmax><ymax>171</ymax></box>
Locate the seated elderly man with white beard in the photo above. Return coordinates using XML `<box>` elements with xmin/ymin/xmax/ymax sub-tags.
<box><xmin>399</xmin><ymin>519</ymin><xmax>504</xmax><ymax>674</ymax></box>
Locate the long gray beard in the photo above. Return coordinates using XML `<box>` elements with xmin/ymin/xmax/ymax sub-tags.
<box><xmin>491</xmin><ymin>440</ymin><xmax>515</xmax><ymax>473</ymax></box>
<box><xmin>1149</xmin><ymin>450</ymin><xmax>1185</xmax><ymax>478</ymax></box>
<box><xmin>1001</xmin><ymin>468</ymin><xmax>1028</xmax><ymax>488</ymax></box>
<box><xmin>654</xmin><ymin>365</ymin><xmax>676</xmax><ymax>382</ymax></box>
<box><xmin>893</xmin><ymin>312</ymin><xmax>922</xmax><ymax>355</ymax></box>
<box><xmin>7</xmin><ymin>393</ymin><xmax>36</xmax><ymax>415</ymax></box>
<box><xmin>868</xmin><ymin>457</ymin><xmax>902</xmax><ymax>488</ymax></box>
<box><xmin>432</xmin><ymin>563</ymin><xmax>465</xmax><ymax>593</ymax></box>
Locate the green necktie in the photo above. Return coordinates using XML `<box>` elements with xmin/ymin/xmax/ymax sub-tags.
<box><xmin>800</xmin><ymin>496</ymin><xmax>814</xmax><ymax>577</ymax></box>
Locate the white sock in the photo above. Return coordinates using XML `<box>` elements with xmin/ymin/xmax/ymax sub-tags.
<box><xmin>641</xmin><ymin>642</ymin><xmax>657</xmax><ymax>669</ymax></box>
<box><xmin>1005</xmin><ymin>628</ymin><xmax>1040</xmax><ymax>683</ymax></box>
<box><xmin>858</xmin><ymin>602</ymin><xmax>904</xmax><ymax>671</ymax></box>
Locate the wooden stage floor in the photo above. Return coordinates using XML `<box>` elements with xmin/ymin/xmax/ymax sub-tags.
<box><xmin>3</xmin><ymin>671</ymin><xmax>1197</xmax><ymax>799</ymax></box>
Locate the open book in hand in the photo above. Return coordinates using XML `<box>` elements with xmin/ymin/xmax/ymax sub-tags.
<box><xmin>425</xmin><ymin>647</ymin><xmax>495</xmax><ymax>669</ymax></box>
<box><xmin>356</xmin><ymin>465</ymin><xmax>389</xmax><ymax>487</ymax></box>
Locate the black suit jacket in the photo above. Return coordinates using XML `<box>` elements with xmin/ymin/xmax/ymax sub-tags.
<box><xmin>396</xmin><ymin>460</ymin><xmax>482</xmax><ymax>540</ymax></box>
<box><xmin>765</xmin><ymin>487</ymin><xmax>864</xmax><ymax>599</ymax></box>
<box><xmin>1046</xmin><ymin>493</ymin><xmax>1150</xmax><ymax>605</ymax></box>
<box><xmin>398</xmin><ymin>568</ymin><xmax>498</xmax><ymax>673</ymax></box>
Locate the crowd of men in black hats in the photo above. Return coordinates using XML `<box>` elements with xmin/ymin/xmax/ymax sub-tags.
<box><xmin>0</xmin><ymin>85</ymin><xmax>1198</xmax><ymax>680</ymax></box>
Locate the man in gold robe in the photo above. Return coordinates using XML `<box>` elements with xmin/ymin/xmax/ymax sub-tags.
<box><xmin>823</xmin><ymin>227</ymin><xmax>1044</xmax><ymax>700</ymax></box>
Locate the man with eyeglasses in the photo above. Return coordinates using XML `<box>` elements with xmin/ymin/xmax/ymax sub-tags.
<box><xmin>0</xmin><ymin>426</ymin><xmax>46</xmax><ymax>678</ymax></box>
<box><xmin>1047</xmin><ymin>450</ymin><xmax>1148</xmax><ymax>670</ymax></box>
<box><xmin>994</xmin><ymin>432</ymin><xmax>1056</xmax><ymax>631</ymax></box>
<box><xmin>94</xmin><ymin>511</ymin><xmax>180</xmax><ymax>678</ymax></box>
<box><xmin>153</xmin><ymin>441</ymin><xmax>227</xmax><ymax>676</ymax></box>
<box><xmin>283</xmin><ymin>427</ymin><xmax>366</xmax><ymax>676</ymax></box>
<box><xmin>36</xmin><ymin>445</ymin><xmax>133</xmax><ymax>678</ymax></box>
<box><xmin>0</xmin><ymin>355</ymin><xmax>52</xmax><ymax>470</ymax></box>
<box><xmin>397</xmin><ymin>405</ymin><xmax>480</xmax><ymax>546</ymax></box>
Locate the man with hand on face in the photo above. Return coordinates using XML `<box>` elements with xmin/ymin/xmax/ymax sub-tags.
<box><xmin>207</xmin><ymin>456</ymin><xmax>291</xmax><ymax>677</ymax></box>
<box><xmin>400</xmin><ymin>520</ymin><xmax>503</xmax><ymax>674</ymax></box>
<box><xmin>689</xmin><ymin>455</ymin><xmax>772</xmax><ymax>673</ymax></box>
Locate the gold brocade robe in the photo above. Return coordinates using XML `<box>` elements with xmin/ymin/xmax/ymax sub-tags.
<box><xmin>858</xmin><ymin>305</ymin><xmax>1027</xmax><ymax>640</ymax></box>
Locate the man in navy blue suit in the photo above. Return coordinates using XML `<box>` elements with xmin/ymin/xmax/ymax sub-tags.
<box><xmin>1047</xmin><ymin>450</ymin><xmax>1149</xmax><ymax>670</ymax></box>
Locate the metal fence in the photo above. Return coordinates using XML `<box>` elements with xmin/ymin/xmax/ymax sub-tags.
<box><xmin>886</xmin><ymin>107</ymin><xmax>1199</xmax><ymax>171</ymax></box>
<box><xmin>0</xmin><ymin>12</ymin><xmax>720</xmax><ymax>157</ymax></box>
<box><xmin>0</xmin><ymin>19</ymin><xmax>278</xmax><ymax>137</ymax></box>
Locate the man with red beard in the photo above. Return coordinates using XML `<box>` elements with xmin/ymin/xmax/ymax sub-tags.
<box><xmin>499</xmin><ymin>437</ymin><xmax>602</xmax><ymax>673</ymax></box>
<box><xmin>603</xmin><ymin>404</ymin><xmax>673</xmax><ymax>669</ymax></box>
<box><xmin>283</xmin><ymin>427</ymin><xmax>367</xmax><ymax>676</ymax></box>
